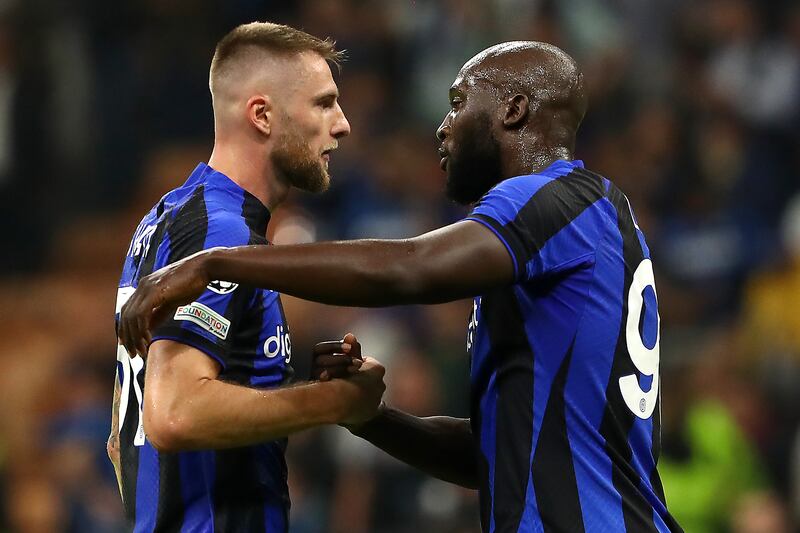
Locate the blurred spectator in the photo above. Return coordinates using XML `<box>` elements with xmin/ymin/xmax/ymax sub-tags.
<box><xmin>660</xmin><ymin>334</ymin><xmax>772</xmax><ymax>533</ymax></box>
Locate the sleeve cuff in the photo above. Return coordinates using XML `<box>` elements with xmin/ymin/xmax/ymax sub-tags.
<box><xmin>151</xmin><ymin>326</ymin><xmax>228</xmax><ymax>370</ymax></box>
<box><xmin>465</xmin><ymin>215</ymin><xmax>521</xmax><ymax>281</ymax></box>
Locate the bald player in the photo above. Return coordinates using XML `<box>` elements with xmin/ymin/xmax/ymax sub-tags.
<box><xmin>108</xmin><ymin>22</ymin><xmax>386</xmax><ymax>532</ymax></box>
<box><xmin>121</xmin><ymin>41</ymin><xmax>683</xmax><ymax>532</ymax></box>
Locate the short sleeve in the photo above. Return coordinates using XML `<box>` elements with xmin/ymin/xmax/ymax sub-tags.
<box><xmin>150</xmin><ymin>211</ymin><xmax>254</xmax><ymax>369</ymax></box>
<box><xmin>466</xmin><ymin>171</ymin><xmax>608</xmax><ymax>282</ymax></box>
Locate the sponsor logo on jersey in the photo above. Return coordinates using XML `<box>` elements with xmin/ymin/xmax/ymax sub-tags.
<box><xmin>174</xmin><ymin>302</ymin><xmax>231</xmax><ymax>340</ymax></box>
<box><xmin>128</xmin><ymin>223</ymin><xmax>157</xmax><ymax>259</ymax></box>
<box><xmin>264</xmin><ymin>324</ymin><xmax>291</xmax><ymax>363</ymax></box>
<box><xmin>207</xmin><ymin>280</ymin><xmax>239</xmax><ymax>294</ymax></box>
<box><xmin>467</xmin><ymin>297</ymin><xmax>480</xmax><ymax>352</ymax></box>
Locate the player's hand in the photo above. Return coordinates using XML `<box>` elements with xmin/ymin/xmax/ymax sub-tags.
<box><xmin>311</xmin><ymin>332</ymin><xmax>364</xmax><ymax>381</ymax></box>
<box><xmin>118</xmin><ymin>249</ymin><xmax>214</xmax><ymax>358</ymax></box>
<box><xmin>336</xmin><ymin>356</ymin><xmax>386</xmax><ymax>427</ymax></box>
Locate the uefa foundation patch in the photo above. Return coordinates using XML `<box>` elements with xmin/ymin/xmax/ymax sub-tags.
<box><xmin>174</xmin><ymin>302</ymin><xmax>230</xmax><ymax>340</ymax></box>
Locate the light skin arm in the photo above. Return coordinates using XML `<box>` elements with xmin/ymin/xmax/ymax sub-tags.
<box><xmin>107</xmin><ymin>370</ymin><xmax>123</xmax><ymax>495</ymax></box>
<box><xmin>143</xmin><ymin>339</ymin><xmax>385</xmax><ymax>452</ymax></box>
<box><xmin>120</xmin><ymin>220</ymin><xmax>513</xmax><ymax>357</ymax></box>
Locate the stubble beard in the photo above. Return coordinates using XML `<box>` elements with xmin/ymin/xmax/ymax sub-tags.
<box><xmin>271</xmin><ymin>127</ymin><xmax>330</xmax><ymax>194</ymax></box>
<box><xmin>445</xmin><ymin>111</ymin><xmax>503</xmax><ymax>206</ymax></box>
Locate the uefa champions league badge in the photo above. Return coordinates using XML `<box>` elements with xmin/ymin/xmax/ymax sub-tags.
<box><xmin>207</xmin><ymin>280</ymin><xmax>239</xmax><ymax>294</ymax></box>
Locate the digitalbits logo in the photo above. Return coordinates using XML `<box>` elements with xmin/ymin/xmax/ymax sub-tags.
<box><xmin>207</xmin><ymin>280</ymin><xmax>239</xmax><ymax>294</ymax></box>
<box><xmin>264</xmin><ymin>325</ymin><xmax>292</xmax><ymax>364</ymax></box>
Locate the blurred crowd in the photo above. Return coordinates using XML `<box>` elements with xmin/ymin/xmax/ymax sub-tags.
<box><xmin>0</xmin><ymin>0</ymin><xmax>799</xmax><ymax>531</ymax></box>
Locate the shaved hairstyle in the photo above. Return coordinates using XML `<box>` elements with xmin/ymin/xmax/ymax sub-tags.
<box><xmin>466</xmin><ymin>41</ymin><xmax>587</xmax><ymax>130</ymax></box>
<box><xmin>209</xmin><ymin>22</ymin><xmax>344</xmax><ymax>94</ymax></box>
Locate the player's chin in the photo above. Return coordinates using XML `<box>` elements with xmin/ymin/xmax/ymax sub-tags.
<box><xmin>445</xmin><ymin>178</ymin><xmax>480</xmax><ymax>205</ymax></box>
<box><xmin>293</xmin><ymin>166</ymin><xmax>330</xmax><ymax>193</ymax></box>
<box><xmin>311</xmin><ymin>171</ymin><xmax>331</xmax><ymax>193</ymax></box>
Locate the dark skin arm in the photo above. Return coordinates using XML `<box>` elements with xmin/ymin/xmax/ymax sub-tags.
<box><xmin>120</xmin><ymin>220</ymin><xmax>513</xmax><ymax>357</ymax></box>
<box><xmin>350</xmin><ymin>407</ymin><xmax>478</xmax><ymax>489</ymax></box>
<box><xmin>315</xmin><ymin>337</ymin><xmax>478</xmax><ymax>489</ymax></box>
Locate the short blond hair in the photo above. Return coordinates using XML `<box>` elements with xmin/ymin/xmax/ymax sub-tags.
<box><xmin>210</xmin><ymin>21</ymin><xmax>344</xmax><ymax>88</ymax></box>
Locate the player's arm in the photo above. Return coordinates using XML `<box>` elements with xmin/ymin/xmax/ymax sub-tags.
<box><xmin>348</xmin><ymin>407</ymin><xmax>478</xmax><ymax>489</ymax></box>
<box><xmin>313</xmin><ymin>336</ymin><xmax>477</xmax><ymax>488</ymax></box>
<box><xmin>142</xmin><ymin>339</ymin><xmax>385</xmax><ymax>452</ymax></box>
<box><xmin>107</xmin><ymin>369</ymin><xmax>123</xmax><ymax>495</ymax></box>
<box><xmin>120</xmin><ymin>221</ymin><xmax>513</xmax><ymax>356</ymax></box>
<box><xmin>205</xmin><ymin>220</ymin><xmax>513</xmax><ymax>305</ymax></box>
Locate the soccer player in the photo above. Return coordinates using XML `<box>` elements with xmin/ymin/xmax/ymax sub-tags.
<box><xmin>108</xmin><ymin>22</ymin><xmax>385</xmax><ymax>532</ymax></box>
<box><xmin>120</xmin><ymin>42</ymin><xmax>683</xmax><ymax>532</ymax></box>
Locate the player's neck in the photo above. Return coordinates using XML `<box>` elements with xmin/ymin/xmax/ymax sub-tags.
<box><xmin>501</xmin><ymin>139</ymin><xmax>574</xmax><ymax>177</ymax></box>
<box><xmin>208</xmin><ymin>143</ymin><xmax>289</xmax><ymax>211</ymax></box>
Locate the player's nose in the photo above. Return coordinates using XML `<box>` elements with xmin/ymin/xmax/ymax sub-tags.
<box><xmin>332</xmin><ymin>103</ymin><xmax>351</xmax><ymax>139</ymax></box>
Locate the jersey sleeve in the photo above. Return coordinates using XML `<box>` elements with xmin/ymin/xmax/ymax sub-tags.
<box><xmin>149</xmin><ymin>211</ymin><xmax>254</xmax><ymax>369</ymax></box>
<box><xmin>465</xmin><ymin>173</ymin><xmax>607</xmax><ymax>282</ymax></box>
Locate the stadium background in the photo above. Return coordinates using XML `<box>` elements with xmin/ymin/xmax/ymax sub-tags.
<box><xmin>0</xmin><ymin>0</ymin><xmax>799</xmax><ymax>531</ymax></box>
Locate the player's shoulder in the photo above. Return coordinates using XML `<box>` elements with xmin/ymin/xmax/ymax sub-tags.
<box><xmin>160</xmin><ymin>183</ymin><xmax>250</xmax><ymax>247</ymax></box>
<box><xmin>486</xmin><ymin>160</ymin><xmax>601</xmax><ymax>199</ymax></box>
<box><xmin>474</xmin><ymin>162</ymin><xmax>614</xmax><ymax>231</ymax></box>
<box><xmin>523</xmin><ymin>163</ymin><xmax>609</xmax><ymax>215</ymax></box>
<box><xmin>491</xmin><ymin>172</ymin><xmax>553</xmax><ymax>196</ymax></box>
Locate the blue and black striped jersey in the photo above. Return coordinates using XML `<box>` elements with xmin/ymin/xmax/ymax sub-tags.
<box><xmin>464</xmin><ymin>159</ymin><xmax>682</xmax><ymax>532</ymax></box>
<box><xmin>115</xmin><ymin>162</ymin><xmax>293</xmax><ymax>532</ymax></box>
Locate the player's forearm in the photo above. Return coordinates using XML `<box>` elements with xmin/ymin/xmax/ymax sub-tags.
<box><xmin>203</xmin><ymin>223</ymin><xmax>511</xmax><ymax>307</ymax></box>
<box><xmin>206</xmin><ymin>240</ymin><xmax>446</xmax><ymax>306</ymax></box>
<box><xmin>144</xmin><ymin>378</ymin><xmax>348</xmax><ymax>452</ymax></box>
<box><xmin>349</xmin><ymin>407</ymin><xmax>479</xmax><ymax>489</ymax></box>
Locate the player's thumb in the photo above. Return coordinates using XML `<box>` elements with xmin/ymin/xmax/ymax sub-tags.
<box><xmin>342</xmin><ymin>332</ymin><xmax>362</xmax><ymax>359</ymax></box>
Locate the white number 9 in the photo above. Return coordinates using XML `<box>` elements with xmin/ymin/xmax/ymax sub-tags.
<box><xmin>618</xmin><ymin>259</ymin><xmax>660</xmax><ymax>419</ymax></box>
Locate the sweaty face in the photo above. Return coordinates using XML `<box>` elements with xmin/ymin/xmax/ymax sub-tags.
<box><xmin>438</xmin><ymin>76</ymin><xmax>503</xmax><ymax>205</ymax></box>
<box><xmin>272</xmin><ymin>52</ymin><xmax>350</xmax><ymax>193</ymax></box>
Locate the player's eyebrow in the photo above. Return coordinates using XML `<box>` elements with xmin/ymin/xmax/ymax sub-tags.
<box><xmin>313</xmin><ymin>89</ymin><xmax>339</xmax><ymax>106</ymax></box>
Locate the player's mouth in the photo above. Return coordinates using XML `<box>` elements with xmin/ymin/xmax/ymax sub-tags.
<box><xmin>438</xmin><ymin>147</ymin><xmax>449</xmax><ymax>171</ymax></box>
<box><xmin>321</xmin><ymin>146</ymin><xmax>337</xmax><ymax>164</ymax></box>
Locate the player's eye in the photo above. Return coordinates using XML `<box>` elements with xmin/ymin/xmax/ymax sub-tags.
<box><xmin>317</xmin><ymin>96</ymin><xmax>337</xmax><ymax>109</ymax></box>
<box><xmin>450</xmin><ymin>98</ymin><xmax>463</xmax><ymax>110</ymax></box>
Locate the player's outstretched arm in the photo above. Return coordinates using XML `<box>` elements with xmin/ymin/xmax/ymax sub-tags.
<box><xmin>142</xmin><ymin>340</ymin><xmax>385</xmax><ymax>452</ymax></box>
<box><xmin>119</xmin><ymin>220</ymin><xmax>513</xmax><ymax>358</ymax></box>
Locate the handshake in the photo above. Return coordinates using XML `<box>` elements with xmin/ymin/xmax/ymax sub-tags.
<box><xmin>311</xmin><ymin>333</ymin><xmax>387</xmax><ymax>428</ymax></box>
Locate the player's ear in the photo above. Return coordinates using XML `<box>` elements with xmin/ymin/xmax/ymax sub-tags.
<box><xmin>502</xmin><ymin>93</ymin><xmax>529</xmax><ymax>128</ymax></box>
<box><xmin>247</xmin><ymin>94</ymin><xmax>272</xmax><ymax>136</ymax></box>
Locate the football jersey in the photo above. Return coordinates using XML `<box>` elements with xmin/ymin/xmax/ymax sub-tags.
<box><xmin>464</xmin><ymin>159</ymin><xmax>682</xmax><ymax>532</ymax></box>
<box><xmin>114</xmin><ymin>162</ymin><xmax>293</xmax><ymax>532</ymax></box>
